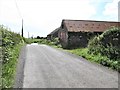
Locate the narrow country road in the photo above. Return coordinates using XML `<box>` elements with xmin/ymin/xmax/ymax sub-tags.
<box><xmin>14</xmin><ymin>44</ymin><xmax>118</xmax><ymax>88</ymax></box>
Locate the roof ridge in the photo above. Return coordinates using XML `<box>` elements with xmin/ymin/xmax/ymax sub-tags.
<box><xmin>62</xmin><ymin>19</ymin><xmax>120</xmax><ymax>23</ymax></box>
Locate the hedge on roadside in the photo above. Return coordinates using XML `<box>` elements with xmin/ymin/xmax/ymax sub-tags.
<box><xmin>88</xmin><ymin>27</ymin><xmax>120</xmax><ymax>71</ymax></box>
<box><xmin>0</xmin><ymin>25</ymin><xmax>24</xmax><ymax>88</ymax></box>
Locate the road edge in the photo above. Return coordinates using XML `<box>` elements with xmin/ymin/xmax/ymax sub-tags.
<box><xmin>13</xmin><ymin>45</ymin><xmax>27</xmax><ymax>88</ymax></box>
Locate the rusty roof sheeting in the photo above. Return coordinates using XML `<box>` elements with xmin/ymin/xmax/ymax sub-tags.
<box><xmin>63</xmin><ymin>20</ymin><xmax>120</xmax><ymax>32</ymax></box>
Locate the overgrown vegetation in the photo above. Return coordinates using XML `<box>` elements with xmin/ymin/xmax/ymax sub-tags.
<box><xmin>66</xmin><ymin>27</ymin><xmax>120</xmax><ymax>72</ymax></box>
<box><xmin>26</xmin><ymin>37</ymin><xmax>62</xmax><ymax>48</ymax></box>
<box><xmin>0</xmin><ymin>25</ymin><xmax>24</xmax><ymax>88</ymax></box>
<box><xmin>88</xmin><ymin>27</ymin><xmax>120</xmax><ymax>59</ymax></box>
<box><xmin>88</xmin><ymin>27</ymin><xmax>120</xmax><ymax>71</ymax></box>
<box><xmin>66</xmin><ymin>48</ymin><xmax>118</xmax><ymax>71</ymax></box>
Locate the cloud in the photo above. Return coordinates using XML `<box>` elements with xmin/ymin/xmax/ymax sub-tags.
<box><xmin>0</xmin><ymin>0</ymin><xmax>96</xmax><ymax>37</ymax></box>
<box><xmin>103</xmin><ymin>0</ymin><xmax>119</xmax><ymax>21</ymax></box>
<box><xmin>1</xmin><ymin>0</ymin><xmax>119</xmax><ymax>37</ymax></box>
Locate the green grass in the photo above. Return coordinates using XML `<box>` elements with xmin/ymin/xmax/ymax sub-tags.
<box><xmin>2</xmin><ymin>43</ymin><xmax>24</xmax><ymax>88</ymax></box>
<box><xmin>65</xmin><ymin>48</ymin><xmax>119</xmax><ymax>71</ymax></box>
<box><xmin>65</xmin><ymin>48</ymin><xmax>95</xmax><ymax>62</ymax></box>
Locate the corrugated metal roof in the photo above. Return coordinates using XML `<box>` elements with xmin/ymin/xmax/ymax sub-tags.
<box><xmin>62</xmin><ymin>19</ymin><xmax>120</xmax><ymax>32</ymax></box>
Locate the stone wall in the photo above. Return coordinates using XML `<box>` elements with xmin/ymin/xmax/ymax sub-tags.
<box><xmin>67</xmin><ymin>32</ymin><xmax>102</xmax><ymax>48</ymax></box>
<box><xmin>67</xmin><ymin>32</ymin><xmax>88</xmax><ymax>48</ymax></box>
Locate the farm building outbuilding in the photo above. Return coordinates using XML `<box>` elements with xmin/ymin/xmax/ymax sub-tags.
<box><xmin>47</xmin><ymin>27</ymin><xmax>60</xmax><ymax>40</ymax></box>
<box><xmin>57</xmin><ymin>19</ymin><xmax>120</xmax><ymax>48</ymax></box>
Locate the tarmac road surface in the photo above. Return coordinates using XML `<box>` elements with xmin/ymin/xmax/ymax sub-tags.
<box><xmin>14</xmin><ymin>44</ymin><xmax>118</xmax><ymax>88</ymax></box>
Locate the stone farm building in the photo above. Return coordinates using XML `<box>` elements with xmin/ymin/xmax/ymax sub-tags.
<box><xmin>48</xmin><ymin>19</ymin><xmax>120</xmax><ymax>48</ymax></box>
<box><xmin>47</xmin><ymin>27</ymin><xmax>60</xmax><ymax>40</ymax></box>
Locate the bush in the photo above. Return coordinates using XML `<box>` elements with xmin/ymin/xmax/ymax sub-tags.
<box><xmin>88</xmin><ymin>27</ymin><xmax>120</xmax><ymax>59</ymax></box>
<box><xmin>88</xmin><ymin>27</ymin><xmax>120</xmax><ymax>71</ymax></box>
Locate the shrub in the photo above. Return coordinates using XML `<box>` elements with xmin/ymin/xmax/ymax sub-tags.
<box><xmin>88</xmin><ymin>27</ymin><xmax>120</xmax><ymax>71</ymax></box>
<box><xmin>88</xmin><ymin>27</ymin><xmax>120</xmax><ymax>59</ymax></box>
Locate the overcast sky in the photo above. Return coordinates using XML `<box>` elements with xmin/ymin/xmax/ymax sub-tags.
<box><xmin>0</xmin><ymin>0</ymin><xmax>119</xmax><ymax>37</ymax></box>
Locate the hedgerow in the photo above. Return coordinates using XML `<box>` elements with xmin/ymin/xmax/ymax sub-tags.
<box><xmin>0</xmin><ymin>25</ymin><xmax>24</xmax><ymax>88</ymax></box>
<box><xmin>88</xmin><ymin>27</ymin><xmax>120</xmax><ymax>71</ymax></box>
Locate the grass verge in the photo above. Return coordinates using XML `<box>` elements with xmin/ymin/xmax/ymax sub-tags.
<box><xmin>64</xmin><ymin>48</ymin><xmax>119</xmax><ymax>71</ymax></box>
<box><xmin>2</xmin><ymin>43</ymin><xmax>24</xmax><ymax>88</ymax></box>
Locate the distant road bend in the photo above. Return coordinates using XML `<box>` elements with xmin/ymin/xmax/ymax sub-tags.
<box><xmin>14</xmin><ymin>44</ymin><xmax>118</xmax><ymax>88</ymax></box>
